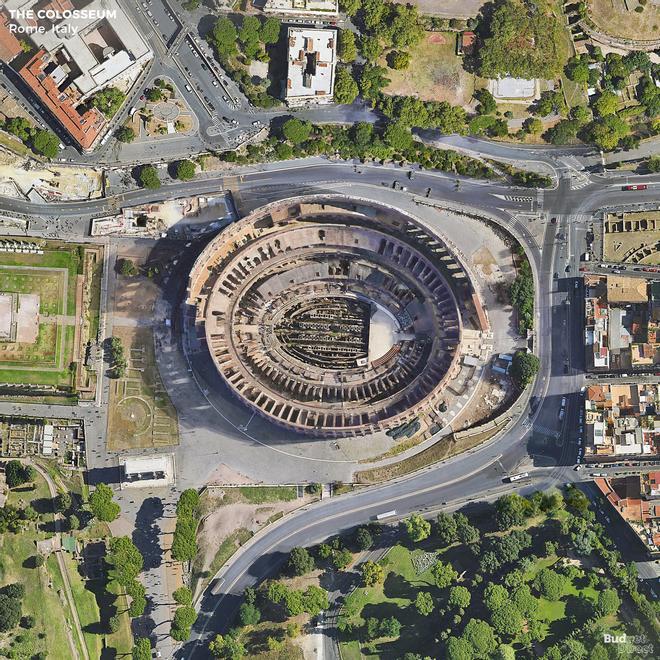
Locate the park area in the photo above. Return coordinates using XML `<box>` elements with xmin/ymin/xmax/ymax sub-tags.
<box><xmin>107</xmin><ymin>327</ymin><xmax>179</xmax><ymax>451</ymax></box>
<box><xmin>384</xmin><ymin>32</ymin><xmax>479</xmax><ymax>107</ymax></box>
<box><xmin>0</xmin><ymin>240</ymin><xmax>102</xmax><ymax>401</ymax></box>
<box><xmin>336</xmin><ymin>489</ymin><xmax>654</xmax><ymax>659</ymax></box>
<box><xmin>0</xmin><ymin>463</ymin><xmax>132</xmax><ymax>659</ymax></box>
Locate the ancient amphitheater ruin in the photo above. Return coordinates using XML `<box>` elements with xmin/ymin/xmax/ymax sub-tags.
<box><xmin>187</xmin><ymin>196</ymin><xmax>489</xmax><ymax>437</ymax></box>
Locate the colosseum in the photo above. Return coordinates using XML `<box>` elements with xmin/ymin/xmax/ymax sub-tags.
<box><xmin>186</xmin><ymin>196</ymin><xmax>489</xmax><ymax>438</ymax></box>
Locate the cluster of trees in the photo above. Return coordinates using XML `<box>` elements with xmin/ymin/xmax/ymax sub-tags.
<box><xmin>171</xmin><ymin>489</ymin><xmax>200</xmax><ymax>563</ymax></box>
<box><xmin>4</xmin><ymin>460</ymin><xmax>36</xmax><ymax>489</ymax></box>
<box><xmin>262</xmin><ymin>581</ymin><xmax>329</xmax><ymax>619</ymax></box>
<box><xmin>89</xmin><ymin>87</ymin><xmax>126</xmax><ymax>119</ymax></box>
<box><xmin>108</xmin><ymin>336</ymin><xmax>127</xmax><ymax>378</ymax></box>
<box><xmin>508</xmin><ymin>252</ymin><xmax>534</xmax><ymax>333</ymax></box>
<box><xmin>117</xmin><ymin>258</ymin><xmax>138</xmax><ymax>277</ymax></box>
<box><xmin>106</xmin><ymin>536</ymin><xmax>147</xmax><ymax>619</ymax></box>
<box><xmin>115</xmin><ymin>126</ymin><xmax>136</xmax><ymax>144</ymax></box>
<box><xmin>132</xmin><ymin>637</ymin><xmax>152</xmax><ymax>660</ymax></box>
<box><xmin>89</xmin><ymin>482</ymin><xmax>120</xmax><ymax>522</ymax></box>
<box><xmin>207</xmin><ymin>15</ymin><xmax>281</xmax><ymax>107</ymax></box>
<box><xmin>2</xmin><ymin>116</ymin><xmax>60</xmax><ymax>158</ymax></box>
<box><xmin>55</xmin><ymin>490</ymin><xmax>83</xmax><ymax>532</ymax></box>
<box><xmin>221</xmin><ymin>119</ymin><xmax>495</xmax><ymax>181</ymax></box>
<box><xmin>477</xmin><ymin>0</ymin><xmax>564</xmax><ymax>80</ymax></box>
<box><xmin>0</xmin><ymin>583</ymin><xmax>25</xmax><ymax>634</ymax></box>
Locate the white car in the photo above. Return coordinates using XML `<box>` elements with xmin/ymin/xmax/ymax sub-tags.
<box><xmin>212</xmin><ymin>80</ymin><xmax>218</xmax><ymax>87</ymax></box>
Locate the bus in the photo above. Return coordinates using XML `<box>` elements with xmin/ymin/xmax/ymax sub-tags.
<box><xmin>507</xmin><ymin>472</ymin><xmax>529</xmax><ymax>483</ymax></box>
<box><xmin>375</xmin><ymin>510</ymin><xmax>397</xmax><ymax>520</ymax></box>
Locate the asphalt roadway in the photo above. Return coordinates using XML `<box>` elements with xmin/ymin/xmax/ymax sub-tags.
<box><xmin>0</xmin><ymin>151</ymin><xmax>659</xmax><ymax>656</ymax></box>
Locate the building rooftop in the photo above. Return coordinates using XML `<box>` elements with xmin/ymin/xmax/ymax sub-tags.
<box><xmin>18</xmin><ymin>49</ymin><xmax>107</xmax><ymax>150</ymax></box>
<box><xmin>0</xmin><ymin>9</ymin><xmax>24</xmax><ymax>62</ymax></box>
<box><xmin>285</xmin><ymin>27</ymin><xmax>336</xmax><ymax>106</ymax></box>
<box><xmin>607</xmin><ymin>275</ymin><xmax>648</xmax><ymax>304</ymax></box>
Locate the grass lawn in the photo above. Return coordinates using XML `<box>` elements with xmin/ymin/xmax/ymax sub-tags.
<box><xmin>384</xmin><ymin>31</ymin><xmax>476</xmax><ymax>107</ymax></box>
<box><xmin>340</xmin><ymin>545</ymin><xmax>440</xmax><ymax>659</ymax></box>
<box><xmin>107</xmin><ymin>327</ymin><xmax>179</xmax><ymax>451</ymax></box>
<box><xmin>0</xmin><ymin>476</ymin><xmax>77</xmax><ymax>659</ymax></box>
<box><xmin>106</xmin><ymin>579</ymin><xmax>133</xmax><ymax>656</ymax></box>
<box><xmin>235</xmin><ymin>486</ymin><xmax>298</xmax><ymax>504</ymax></box>
<box><xmin>62</xmin><ymin>553</ymin><xmax>104</xmax><ymax>659</ymax></box>
<box><xmin>208</xmin><ymin>528</ymin><xmax>254</xmax><ymax>578</ymax></box>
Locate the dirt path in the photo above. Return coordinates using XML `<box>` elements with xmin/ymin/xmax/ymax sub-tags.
<box><xmin>30</xmin><ymin>461</ymin><xmax>89</xmax><ymax>660</ymax></box>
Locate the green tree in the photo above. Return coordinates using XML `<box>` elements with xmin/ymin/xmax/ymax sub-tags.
<box><xmin>108</xmin><ymin>614</ymin><xmax>120</xmax><ymax>633</ymax></box>
<box><xmin>116</xmin><ymin>126</ymin><xmax>136</xmax><ymax>143</ymax></box>
<box><xmin>334</xmin><ymin>68</ymin><xmax>359</xmax><ymax>104</ymax></box>
<box><xmin>475</xmin><ymin>89</ymin><xmax>497</xmax><ymax>115</ymax></box>
<box><xmin>596</xmin><ymin>588</ymin><xmax>620</xmax><ymax>616</ymax></box>
<box><xmin>171</xmin><ymin>517</ymin><xmax>197</xmax><ymax>562</ymax></box>
<box><xmin>211</xmin><ymin>18</ymin><xmax>238</xmax><ymax>59</ymax></box>
<box><xmin>383</xmin><ymin>121</ymin><xmax>414</xmax><ymax>151</ymax></box>
<box><xmin>387</xmin><ymin>50</ymin><xmax>411</xmax><ymax>70</ymax></box>
<box><xmin>379</xmin><ymin>615</ymin><xmax>401</xmax><ymax>638</ymax></box>
<box><xmin>266</xmin><ymin>581</ymin><xmax>288</xmax><ymax>604</ymax></box>
<box><xmin>355</xmin><ymin>526</ymin><xmax>373</xmax><ymax>550</ymax></box>
<box><xmin>565</xmin><ymin>56</ymin><xmax>590</xmax><ymax>83</ymax></box>
<box><xmin>462</xmin><ymin>619</ymin><xmax>497</xmax><ymax>656</ymax></box>
<box><xmin>647</xmin><ymin>156</ymin><xmax>660</xmax><ymax>172</ymax></box>
<box><xmin>415</xmin><ymin>591</ymin><xmax>434</xmax><ymax>616</ymax></box>
<box><xmin>139</xmin><ymin>165</ymin><xmax>161</xmax><ymax>189</ymax></box>
<box><xmin>117</xmin><ymin>258</ymin><xmax>138</xmax><ymax>276</ymax></box>
<box><xmin>288</xmin><ymin>547</ymin><xmax>315</xmax><ymax>575</ymax></box>
<box><xmin>510</xmin><ymin>351</ymin><xmax>540</xmax><ymax>388</ymax></box>
<box><xmin>586</xmin><ymin>115</ymin><xmax>630</xmax><ymax>151</ymax></box>
<box><xmin>533</xmin><ymin>568</ymin><xmax>568</xmax><ymax>601</ymax></box>
<box><xmin>478</xmin><ymin>0</ymin><xmax>564</xmax><ymax>79</ymax></box>
<box><xmin>55</xmin><ymin>492</ymin><xmax>72</xmax><ymax>512</ymax></box>
<box><xmin>491</xmin><ymin>602</ymin><xmax>524</xmax><ymax>637</ymax></box>
<box><xmin>238</xmin><ymin>602</ymin><xmax>261</xmax><ymax>626</ymax></box>
<box><xmin>282</xmin><ymin>118</ymin><xmax>312</xmax><ymax>144</ymax></box>
<box><xmin>523</xmin><ymin>117</ymin><xmax>543</xmax><ymax>134</ymax></box>
<box><xmin>31</xmin><ymin>129</ymin><xmax>60</xmax><ymax>158</ymax></box>
<box><xmin>173</xmin><ymin>586</ymin><xmax>193</xmax><ymax>606</ymax></box>
<box><xmin>5</xmin><ymin>461</ymin><xmax>35</xmax><ymax>489</ymax></box>
<box><xmin>339</xmin><ymin>30</ymin><xmax>357</xmax><ymax>63</ymax></box>
<box><xmin>512</xmin><ymin>584</ymin><xmax>538</xmax><ymax>619</ymax></box>
<box><xmin>107</xmin><ymin>536</ymin><xmax>143</xmax><ymax>586</ymax></box>
<box><xmin>4</xmin><ymin>117</ymin><xmax>32</xmax><ymax>141</ymax></box>
<box><xmin>132</xmin><ymin>638</ymin><xmax>152</xmax><ymax>660</ymax></box>
<box><xmin>284</xmin><ymin>589</ymin><xmax>304</xmax><ymax>616</ymax></box>
<box><xmin>360</xmin><ymin>35</ymin><xmax>382</xmax><ymax>63</ymax></box>
<box><xmin>495</xmin><ymin>493</ymin><xmax>530</xmax><ymax>529</ymax></box>
<box><xmin>455</xmin><ymin>513</ymin><xmax>480</xmax><ymax>545</ymax></box>
<box><xmin>448</xmin><ymin>585</ymin><xmax>471</xmax><ymax>610</ymax></box>
<box><xmin>332</xmin><ymin>548</ymin><xmax>353</xmax><ymax>570</ymax></box>
<box><xmin>302</xmin><ymin>585</ymin><xmax>328</xmax><ymax>616</ymax></box>
<box><xmin>359</xmin><ymin>65</ymin><xmax>389</xmax><ymax>104</ymax></box>
<box><xmin>90</xmin><ymin>87</ymin><xmax>125</xmax><ymax>118</ymax></box>
<box><xmin>171</xmin><ymin>605</ymin><xmax>197</xmax><ymax>641</ymax></box>
<box><xmin>174</xmin><ymin>159</ymin><xmax>196</xmax><ymax>181</ymax></box>
<box><xmin>260</xmin><ymin>17</ymin><xmax>281</xmax><ymax>44</ymax></box>
<box><xmin>340</xmin><ymin>0</ymin><xmax>361</xmax><ymax>17</ymax></box>
<box><xmin>436</xmin><ymin>512</ymin><xmax>458</xmax><ymax>546</ymax></box>
<box><xmin>89</xmin><ymin>483</ymin><xmax>120</xmax><ymax>522</ymax></box>
<box><xmin>545</xmin><ymin>119</ymin><xmax>579</xmax><ymax>145</ymax></box>
<box><xmin>593</xmin><ymin>91</ymin><xmax>619</xmax><ymax>117</ymax></box>
<box><xmin>145</xmin><ymin>88</ymin><xmax>163</xmax><ymax>102</ymax></box>
<box><xmin>209</xmin><ymin>633</ymin><xmax>246</xmax><ymax>659</ymax></box>
<box><xmin>404</xmin><ymin>513</ymin><xmax>431</xmax><ymax>542</ymax></box>
<box><xmin>446</xmin><ymin>636</ymin><xmax>474</xmax><ymax>660</ymax></box>
<box><xmin>484</xmin><ymin>583</ymin><xmax>508</xmax><ymax>612</ymax></box>
<box><xmin>361</xmin><ymin>560</ymin><xmax>384</xmax><ymax>586</ymax></box>
<box><xmin>432</xmin><ymin>560</ymin><xmax>458</xmax><ymax>588</ymax></box>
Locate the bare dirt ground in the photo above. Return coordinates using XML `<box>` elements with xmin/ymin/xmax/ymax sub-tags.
<box><xmin>588</xmin><ymin>0</ymin><xmax>660</xmax><ymax>41</ymax></box>
<box><xmin>385</xmin><ymin>32</ymin><xmax>476</xmax><ymax>106</ymax></box>
<box><xmin>393</xmin><ymin>0</ymin><xmax>486</xmax><ymax>17</ymax></box>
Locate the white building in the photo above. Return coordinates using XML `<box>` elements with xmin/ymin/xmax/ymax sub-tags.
<box><xmin>285</xmin><ymin>27</ymin><xmax>336</xmax><ymax>107</ymax></box>
<box><xmin>4</xmin><ymin>0</ymin><xmax>152</xmax><ymax>102</ymax></box>
<box><xmin>263</xmin><ymin>0</ymin><xmax>338</xmax><ymax>16</ymax></box>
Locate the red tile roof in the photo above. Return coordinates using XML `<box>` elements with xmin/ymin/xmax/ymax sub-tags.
<box><xmin>0</xmin><ymin>11</ymin><xmax>24</xmax><ymax>62</ymax></box>
<box><xmin>17</xmin><ymin>49</ymin><xmax>106</xmax><ymax>151</ymax></box>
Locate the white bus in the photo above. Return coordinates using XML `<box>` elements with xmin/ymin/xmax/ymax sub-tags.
<box><xmin>375</xmin><ymin>510</ymin><xmax>397</xmax><ymax>520</ymax></box>
<box><xmin>507</xmin><ymin>472</ymin><xmax>529</xmax><ymax>483</ymax></box>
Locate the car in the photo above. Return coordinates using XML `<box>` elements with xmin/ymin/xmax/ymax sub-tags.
<box><xmin>146</xmin><ymin>9</ymin><xmax>152</xmax><ymax>15</ymax></box>
<box><xmin>551</xmin><ymin>217</ymin><xmax>557</xmax><ymax>224</ymax></box>
<box><xmin>553</xmin><ymin>272</ymin><xmax>559</xmax><ymax>279</ymax></box>
<box><xmin>222</xmin><ymin>95</ymin><xmax>228</xmax><ymax>101</ymax></box>
<box><xmin>212</xmin><ymin>80</ymin><xmax>218</xmax><ymax>87</ymax></box>
<box><xmin>623</xmin><ymin>184</ymin><xmax>647</xmax><ymax>191</ymax></box>
<box><xmin>252</xmin><ymin>120</ymin><xmax>260</xmax><ymax>126</ymax></box>
<box><xmin>612</xmin><ymin>269</ymin><xmax>621</xmax><ymax>274</ymax></box>
<box><xmin>574</xmin><ymin>280</ymin><xmax>579</xmax><ymax>288</ymax></box>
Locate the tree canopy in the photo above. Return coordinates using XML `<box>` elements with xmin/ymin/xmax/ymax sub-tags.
<box><xmin>89</xmin><ymin>483</ymin><xmax>120</xmax><ymax>522</ymax></box>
